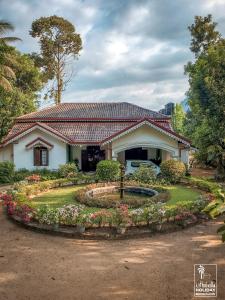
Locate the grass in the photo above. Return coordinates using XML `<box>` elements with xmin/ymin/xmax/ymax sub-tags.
<box><xmin>31</xmin><ymin>185</ymin><xmax>99</xmax><ymax>213</ymax></box>
<box><xmin>30</xmin><ymin>184</ymin><xmax>201</xmax><ymax>211</ymax></box>
<box><xmin>166</xmin><ymin>185</ymin><xmax>201</xmax><ymax>206</ymax></box>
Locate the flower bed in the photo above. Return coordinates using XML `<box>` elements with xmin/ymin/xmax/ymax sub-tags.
<box><xmin>76</xmin><ymin>182</ymin><xmax>169</xmax><ymax>209</ymax></box>
<box><xmin>0</xmin><ymin>175</ymin><xmax>212</xmax><ymax>238</ymax></box>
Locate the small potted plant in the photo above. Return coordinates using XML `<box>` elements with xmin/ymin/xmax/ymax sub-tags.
<box><xmin>76</xmin><ymin>214</ymin><xmax>88</xmax><ymax>233</ymax></box>
<box><xmin>113</xmin><ymin>204</ymin><xmax>130</xmax><ymax>234</ymax></box>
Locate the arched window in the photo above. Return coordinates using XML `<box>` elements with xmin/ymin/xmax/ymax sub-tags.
<box><xmin>34</xmin><ymin>146</ymin><xmax>48</xmax><ymax>166</ymax></box>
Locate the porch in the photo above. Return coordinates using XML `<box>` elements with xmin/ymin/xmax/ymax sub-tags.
<box><xmin>67</xmin><ymin>144</ymin><xmax>178</xmax><ymax>172</ymax></box>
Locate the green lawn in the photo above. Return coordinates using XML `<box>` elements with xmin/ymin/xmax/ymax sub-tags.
<box><xmin>31</xmin><ymin>185</ymin><xmax>99</xmax><ymax>213</ymax></box>
<box><xmin>30</xmin><ymin>184</ymin><xmax>201</xmax><ymax>210</ymax></box>
<box><xmin>166</xmin><ymin>185</ymin><xmax>201</xmax><ymax>206</ymax></box>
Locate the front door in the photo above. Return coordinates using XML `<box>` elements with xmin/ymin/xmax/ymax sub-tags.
<box><xmin>81</xmin><ymin>146</ymin><xmax>105</xmax><ymax>171</ymax></box>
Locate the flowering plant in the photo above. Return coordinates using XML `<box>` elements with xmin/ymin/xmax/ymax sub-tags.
<box><xmin>58</xmin><ymin>204</ymin><xmax>84</xmax><ymax>225</ymax></box>
<box><xmin>25</xmin><ymin>174</ymin><xmax>41</xmax><ymax>183</ymax></box>
<box><xmin>143</xmin><ymin>202</ymin><xmax>166</xmax><ymax>225</ymax></box>
<box><xmin>130</xmin><ymin>208</ymin><xmax>144</xmax><ymax>225</ymax></box>
<box><xmin>113</xmin><ymin>204</ymin><xmax>130</xmax><ymax>227</ymax></box>
<box><xmin>35</xmin><ymin>206</ymin><xmax>59</xmax><ymax>225</ymax></box>
<box><xmin>16</xmin><ymin>204</ymin><xmax>34</xmax><ymax>223</ymax></box>
<box><xmin>174</xmin><ymin>210</ymin><xmax>197</xmax><ymax>226</ymax></box>
<box><xmin>76</xmin><ymin>214</ymin><xmax>90</xmax><ymax>226</ymax></box>
<box><xmin>89</xmin><ymin>210</ymin><xmax>112</xmax><ymax>227</ymax></box>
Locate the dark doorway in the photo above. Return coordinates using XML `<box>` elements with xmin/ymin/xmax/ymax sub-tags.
<box><xmin>82</xmin><ymin>146</ymin><xmax>105</xmax><ymax>171</ymax></box>
<box><xmin>125</xmin><ymin>148</ymin><xmax>148</xmax><ymax>160</ymax></box>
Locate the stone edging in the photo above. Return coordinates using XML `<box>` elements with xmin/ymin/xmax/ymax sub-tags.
<box><xmin>7</xmin><ymin>210</ymin><xmax>207</xmax><ymax>240</ymax></box>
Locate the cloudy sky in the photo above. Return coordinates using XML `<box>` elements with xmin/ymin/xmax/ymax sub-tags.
<box><xmin>1</xmin><ymin>0</ymin><xmax>225</xmax><ymax>110</ymax></box>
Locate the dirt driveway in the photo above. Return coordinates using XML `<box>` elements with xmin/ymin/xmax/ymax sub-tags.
<box><xmin>0</xmin><ymin>204</ymin><xmax>225</xmax><ymax>300</ymax></box>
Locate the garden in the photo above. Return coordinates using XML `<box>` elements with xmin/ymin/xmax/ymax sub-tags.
<box><xmin>0</xmin><ymin>159</ymin><xmax>224</xmax><ymax>238</ymax></box>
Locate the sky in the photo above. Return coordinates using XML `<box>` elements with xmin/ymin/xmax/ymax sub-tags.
<box><xmin>1</xmin><ymin>0</ymin><xmax>225</xmax><ymax>110</ymax></box>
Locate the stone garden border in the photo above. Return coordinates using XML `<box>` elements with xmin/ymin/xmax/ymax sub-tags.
<box><xmin>3</xmin><ymin>176</ymin><xmax>217</xmax><ymax>240</ymax></box>
<box><xmin>7</xmin><ymin>209</ymin><xmax>207</xmax><ymax>240</ymax></box>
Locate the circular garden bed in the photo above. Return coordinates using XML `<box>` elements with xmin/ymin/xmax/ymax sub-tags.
<box><xmin>0</xmin><ymin>177</ymin><xmax>214</xmax><ymax>239</ymax></box>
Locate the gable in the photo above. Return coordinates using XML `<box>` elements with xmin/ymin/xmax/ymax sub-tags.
<box><xmin>102</xmin><ymin>119</ymin><xmax>190</xmax><ymax>146</ymax></box>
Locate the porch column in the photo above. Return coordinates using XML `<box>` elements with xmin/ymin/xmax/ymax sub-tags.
<box><xmin>162</xmin><ymin>150</ymin><xmax>171</xmax><ymax>161</ymax></box>
<box><xmin>112</xmin><ymin>150</ymin><xmax>118</xmax><ymax>161</ymax></box>
<box><xmin>105</xmin><ymin>143</ymin><xmax>112</xmax><ymax>160</ymax></box>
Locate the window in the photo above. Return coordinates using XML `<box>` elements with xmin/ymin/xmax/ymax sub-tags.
<box><xmin>34</xmin><ymin>147</ymin><xmax>48</xmax><ymax>166</ymax></box>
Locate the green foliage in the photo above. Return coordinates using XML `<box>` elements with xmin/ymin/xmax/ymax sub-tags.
<box><xmin>0</xmin><ymin>20</ymin><xmax>21</xmax><ymax>91</ymax></box>
<box><xmin>13</xmin><ymin>168</ymin><xmax>59</xmax><ymax>182</ymax></box>
<box><xmin>0</xmin><ymin>161</ymin><xmax>15</xmax><ymax>183</ymax></box>
<box><xmin>188</xmin><ymin>14</ymin><xmax>221</xmax><ymax>57</ymax></box>
<box><xmin>217</xmin><ymin>221</ymin><xmax>225</xmax><ymax>242</ymax></box>
<box><xmin>185</xmin><ymin>15</ymin><xmax>225</xmax><ymax>179</ymax></box>
<box><xmin>132</xmin><ymin>164</ymin><xmax>157</xmax><ymax>184</ymax></box>
<box><xmin>160</xmin><ymin>160</ymin><xmax>186</xmax><ymax>183</ymax></box>
<box><xmin>30</xmin><ymin>15</ymin><xmax>82</xmax><ymax>104</ymax></box>
<box><xmin>58</xmin><ymin>162</ymin><xmax>78</xmax><ymax>178</ymax></box>
<box><xmin>0</xmin><ymin>45</ymin><xmax>43</xmax><ymax>141</ymax></box>
<box><xmin>96</xmin><ymin>160</ymin><xmax>120</xmax><ymax>182</ymax></box>
<box><xmin>171</xmin><ymin>103</ymin><xmax>186</xmax><ymax>134</ymax></box>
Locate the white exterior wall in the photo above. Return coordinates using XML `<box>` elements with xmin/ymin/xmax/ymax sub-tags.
<box><xmin>71</xmin><ymin>145</ymin><xmax>83</xmax><ymax>169</ymax></box>
<box><xmin>13</xmin><ymin>129</ymin><xmax>67</xmax><ymax>170</ymax></box>
<box><xmin>181</xmin><ymin>149</ymin><xmax>189</xmax><ymax>165</ymax></box>
<box><xmin>111</xmin><ymin>125</ymin><xmax>179</xmax><ymax>159</ymax></box>
<box><xmin>0</xmin><ymin>144</ymin><xmax>13</xmax><ymax>162</ymax></box>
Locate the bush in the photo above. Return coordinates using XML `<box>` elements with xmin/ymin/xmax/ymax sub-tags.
<box><xmin>160</xmin><ymin>160</ymin><xmax>186</xmax><ymax>183</ymax></box>
<box><xmin>96</xmin><ymin>160</ymin><xmax>120</xmax><ymax>182</ymax></box>
<box><xmin>0</xmin><ymin>161</ymin><xmax>15</xmax><ymax>183</ymax></box>
<box><xmin>132</xmin><ymin>164</ymin><xmax>157</xmax><ymax>183</ymax></box>
<box><xmin>58</xmin><ymin>162</ymin><xmax>78</xmax><ymax>178</ymax></box>
<box><xmin>13</xmin><ymin>168</ymin><xmax>59</xmax><ymax>182</ymax></box>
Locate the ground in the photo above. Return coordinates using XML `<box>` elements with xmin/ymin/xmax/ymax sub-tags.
<box><xmin>0</xmin><ymin>202</ymin><xmax>225</xmax><ymax>300</ymax></box>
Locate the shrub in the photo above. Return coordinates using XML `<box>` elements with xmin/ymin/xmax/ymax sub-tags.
<box><xmin>58</xmin><ymin>162</ymin><xmax>78</xmax><ymax>178</ymax></box>
<box><xmin>96</xmin><ymin>160</ymin><xmax>120</xmax><ymax>182</ymax></box>
<box><xmin>35</xmin><ymin>206</ymin><xmax>59</xmax><ymax>225</ymax></box>
<box><xmin>25</xmin><ymin>174</ymin><xmax>41</xmax><ymax>183</ymax></box>
<box><xmin>13</xmin><ymin>168</ymin><xmax>60</xmax><ymax>182</ymax></box>
<box><xmin>13</xmin><ymin>168</ymin><xmax>30</xmax><ymax>182</ymax></box>
<box><xmin>112</xmin><ymin>204</ymin><xmax>130</xmax><ymax>227</ymax></box>
<box><xmin>160</xmin><ymin>160</ymin><xmax>186</xmax><ymax>183</ymax></box>
<box><xmin>89</xmin><ymin>210</ymin><xmax>113</xmax><ymax>227</ymax></box>
<box><xmin>0</xmin><ymin>161</ymin><xmax>15</xmax><ymax>183</ymax></box>
<box><xmin>58</xmin><ymin>204</ymin><xmax>84</xmax><ymax>225</ymax></box>
<box><xmin>132</xmin><ymin>164</ymin><xmax>157</xmax><ymax>184</ymax></box>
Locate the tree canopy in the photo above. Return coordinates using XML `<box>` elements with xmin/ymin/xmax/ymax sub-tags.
<box><xmin>30</xmin><ymin>15</ymin><xmax>82</xmax><ymax>104</ymax></box>
<box><xmin>0</xmin><ymin>20</ymin><xmax>21</xmax><ymax>91</ymax></box>
<box><xmin>172</xmin><ymin>103</ymin><xmax>185</xmax><ymax>135</ymax></box>
<box><xmin>185</xmin><ymin>15</ymin><xmax>225</xmax><ymax>179</ymax></box>
<box><xmin>0</xmin><ymin>45</ymin><xmax>43</xmax><ymax>141</ymax></box>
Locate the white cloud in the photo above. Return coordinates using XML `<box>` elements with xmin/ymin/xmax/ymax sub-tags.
<box><xmin>1</xmin><ymin>0</ymin><xmax>225</xmax><ymax>110</ymax></box>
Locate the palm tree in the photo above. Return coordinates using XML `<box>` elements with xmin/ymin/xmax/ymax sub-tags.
<box><xmin>0</xmin><ymin>20</ymin><xmax>21</xmax><ymax>91</ymax></box>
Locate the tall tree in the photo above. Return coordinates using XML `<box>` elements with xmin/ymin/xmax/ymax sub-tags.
<box><xmin>0</xmin><ymin>46</ymin><xmax>43</xmax><ymax>141</ymax></box>
<box><xmin>172</xmin><ymin>103</ymin><xmax>185</xmax><ymax>134</ymax></box>
<box><xmin>30</xmin><ymin>15</ymin><xmax>82</xmax><ymax>104</ymax></box>
<box><xmin>0</xmin><ymin>20</ymin><xmax>21</xmax><ymax>90</ymax></box>
<box><xmin>185</xmin><ymin>15</ymin><xmax>225</xmax><ymax>179</ymax></box>
<box><xmin>188</xmin><ymin>14</ymin><xmax>221</xmax><ymax>57</ymax></box>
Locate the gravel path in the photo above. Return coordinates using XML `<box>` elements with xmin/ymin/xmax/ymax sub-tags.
<box><xmin>0</xmin><ymin>203</ymin><xmax>225</xmax><ymax>300</ymax></box>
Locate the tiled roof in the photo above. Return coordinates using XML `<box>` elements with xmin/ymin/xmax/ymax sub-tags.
<box><xmin>2</xmin><ymin>102</ymin><xmax>190</xmax><ymax>146</ymax></box>
<box><xmin>3</xmin><ymin>121</ymin><xmax>135</xmax><ymax>144</ymax></box>
<box><xmin>2</xmin><ymin>119</ymin><xmax>190</xmax><ymax>146</ymax></box>
<box><xmin>17</xmin><ymin>102</ymin><xmax>168</xmax><ymax>120</ymax></box>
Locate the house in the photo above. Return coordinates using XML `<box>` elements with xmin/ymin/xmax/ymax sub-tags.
<box><xmin>0</xmin><ymin>102</ymin><xmax>190</xmax><ymax>171</ymax></box>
